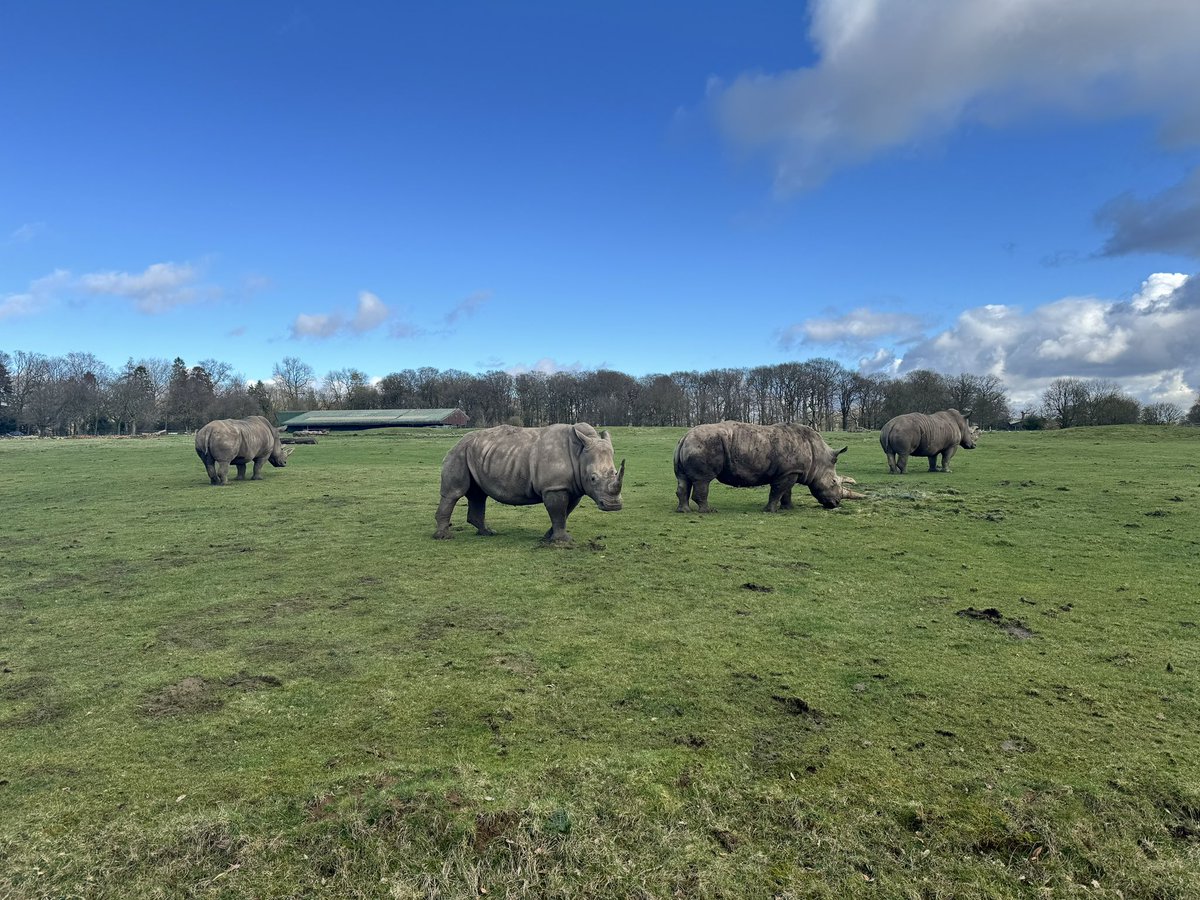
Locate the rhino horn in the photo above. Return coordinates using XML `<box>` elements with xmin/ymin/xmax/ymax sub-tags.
<box><xmin>283</xmin><ymin>445</ymin><xmax>295</xmax><ymax>458</ymax></box>
<box><xmin>835</xmin><ymin>446</ymin><xmax>848</xmax><ymax>458</ymax></box>
<box><xmin>617</xmin><ymin>458</ymin><xmax>626</xmax><ymax>489</ymax></box>
<box><xmin>841</xmin><ymin>486</ymin><xmax>867</xmax><ymax>500</ymax></box>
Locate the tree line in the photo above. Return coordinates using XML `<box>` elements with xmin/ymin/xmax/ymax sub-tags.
<box><xmin>2</xmin><ymin>348</ymin><xmax>1197</xmax><ymax>437</ymax></box>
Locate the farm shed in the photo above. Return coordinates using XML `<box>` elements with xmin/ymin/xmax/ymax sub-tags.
<box><xmin>280</xmin><ymin>408</ymin><xmax>470</xmax><ymax>431</ymax></box>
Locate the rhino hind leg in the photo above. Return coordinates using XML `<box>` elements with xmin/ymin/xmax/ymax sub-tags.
<box><xmin>466</xmin><ymin>485</ymin><xmax>495</xmax><ymax>536</ymax></box>
<box><xmin>884</xmin><ymin>450</ymin><xmax>900</xmax><ymax>474</ymax></box>
<box><xmin>216</xmin><ymin>460</ymin><xmax>231</xmax><ymax>485</ymax></box>
<box><xmin>690</xmin><ymin>480</ymin><xmax>715</xmax><ymax>513</ymax></box>
<box><xmin>675</xmin><ymin>477</ymin><xmax>693</xmax><ymax>512</ymax></box>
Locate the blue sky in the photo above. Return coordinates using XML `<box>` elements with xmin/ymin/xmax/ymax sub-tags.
<box><xmin>3</xmin><ymin>0</ymin><xmax>1200</xmax><ymax>408</ymax></box>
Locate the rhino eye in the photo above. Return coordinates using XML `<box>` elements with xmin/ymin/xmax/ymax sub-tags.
<box><xmin>590</xmin><ymin>473</ymin><xmax>599</xmax><ymax>483</ymax></box>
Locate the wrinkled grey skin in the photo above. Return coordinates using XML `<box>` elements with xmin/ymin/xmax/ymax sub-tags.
<box><xmin>880</xmin><ymin>408</ymin><xmax>977</xmax><ymax>474</ymax></box>
<box><xmin>195</xmin><ymin>416</ymin><xmax>292</xmax><ymax>485</ymax></box>
<box><xmin>434</xmin><ymin>423</ymin><xmax>625</xmax><ymax>543</ymax></box>
<box><xmin>674</xmin><ymin>421</ymin><xmax>852</xmax><ymax>512</ymax></box>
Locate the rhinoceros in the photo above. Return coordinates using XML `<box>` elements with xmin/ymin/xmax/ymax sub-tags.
<box><xmin>674</xmin><ymin>421</ymin><xmax>863</xmax><ymax>513</ymax></box>
<box><xmin>434</xmin><ymin>423</ymin><xmax>625</xmax><ymax>543</ymax></box>
<box><xmin>879</xmin><ymin>408</ymin><xmax>977</xmax><ymax>474</ymax></box>
<box><xmin>195</xmin><ymin>415</ymin><xmax>292</xmax><ymax>485</ymax></box>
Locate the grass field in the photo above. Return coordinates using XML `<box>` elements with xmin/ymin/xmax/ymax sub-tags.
<box><xmin>2</xmin><ymin>425</ymin><xmax>1199</xmax><ymax>898</ymax></box>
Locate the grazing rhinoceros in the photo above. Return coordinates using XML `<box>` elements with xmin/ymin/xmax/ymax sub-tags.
<box><xmin>879</xmin><ymin>408</ymin><xmax>977</xmax><ymax>474</ymax></box>
<box><xmin>434</xmin><ymin>423</ymin><xmax>625</xmax><ymax>543</ymax></box>
<box><xmin>195</xmin><ymin>415</ymin><xmax>292</xmax><ymax>485</ymax></box>
<box><xmin>674</xmin><ymin>421</ymin><xmax>863</xmax><ymax>513</ymax></box>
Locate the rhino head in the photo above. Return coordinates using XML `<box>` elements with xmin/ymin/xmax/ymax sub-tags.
<box><xmin>575</xmin><ymin>425</ymin><xmax>624</xmax><ymax>511</ymax></box>
<box><xmin>808</xmin><ymin>444</ymin><xmax>851</xmax><ymax>509</ymax></box>
<box><xmin>269</xmin><ymin>445</ymin><xmax>294</xmax><ymax>468</ymax></box>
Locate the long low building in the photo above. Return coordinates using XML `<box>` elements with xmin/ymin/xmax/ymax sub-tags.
<box><xmin>279</xmin><ymin>408</ymin><xmax>470</xmax><ymax>431</ymax></box>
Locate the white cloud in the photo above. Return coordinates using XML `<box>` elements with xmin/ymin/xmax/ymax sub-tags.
<box><xmin>708</xmin><ymin>0</ymin><xmax>1200</xmax><ymax>193</ymax></box>
<box><xmin>80</xmin><ymin>261</ymin><xmax>207</xmax><ymax>313</ymax></box>
<box><xmin>783</xmin><ymin>307</ymin><xmax>926</xmax><ymax>349</ymax></box>
<box><xmin>291</xmin><ymin>289</ymin><xmax>392</xmax><ymax>339</ymax></box>
<box><xmin>290</xmin><ymin>312</ymin><xmax>343</xmax><ymax>339</ymax></box>
<box><xmin>893</xmin><ymin>272</ymin><xmax>1200</xmax><ymax>405</ymax></box>
<box><xmin>0</xmin><ymin>269</ymin><xmax>71</xmax><ymax>320</ymax></box>
<box><xmin>506</xmin><ymin>358</ymin><xmax>587</xmax><ymax>375</ymax></box>
<box><xmin>351</xmin><ymin>290</ymin><xmax>390</xmax><ymax>332</ymax></box>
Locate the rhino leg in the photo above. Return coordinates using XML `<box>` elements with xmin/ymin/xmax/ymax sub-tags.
<box><xmin>780</xmin><ymin>486</ymin><xmax>795</xmax><ymax>509</ymax></box>
<box><xmin>251</xmin><ymin>457</ymin><xmax>266</xmax><ymax>480</ymax></box>
<box><xmin>940</xmin><ymin>446</ymin><xmax>957</xmax><ymax>472</ymax></box>
<box><xmin>201</xmin><ymin>454</ymin><xmax>220</xmax><ymax>485</ymax></box>
<box><xmin>885</xmin><ymin>450</ymin><xmax>900</xmax><ymax>474</ymax></box>
<box><xmin>541</xmin><ymin>490</ymin><xmax>577</xmax><ymax>543</ymax></box>
<box><xmin>896</xmin><ymin>453</ymin><xmax>909</xmax><ymax>474</ymax></box>
<box><xmin>765</xmin><ymin>475</ymin><xmax>799</xmax><ymax>512</ymax></box>
<box><xmin>216</xmin><ymin>460</ymin><xmax>231</xmax><ymax>485</ymax></box>
<box><xmin>466</xmin><ymin>485</ymin><xmax>495</xmax><ymax>536</ymax></box>
<box><xmin>675</xmin><ymin>476</ymin><xmax>693</xmax><ymax>513</ymax></box>
<box><xmin>927</xmin><ymin>455</ymin><xmax>939</xmax><ymax>472</ymax></box>
<box><xmin>235</xmin><ymin>461</ymin><xmax>248</xmax><ymax>480</ymax></box>
<box><xmin>691</xmin><ymin>480</ymin><xmax>715</xmax><ymax>513</ymax></box>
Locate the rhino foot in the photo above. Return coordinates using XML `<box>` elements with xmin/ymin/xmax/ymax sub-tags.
<box><xmin>475</xmin><ymin>527</ymin><xmax>497</xmax><ymax>536</ymax></box>
<box><xmin>433</xmin><ymin>529</ymin><xmax>454</xmax><ymax>540</ymax></box>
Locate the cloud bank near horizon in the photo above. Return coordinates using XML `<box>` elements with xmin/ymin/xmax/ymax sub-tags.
<box><xmin>793</xmin><ymin>272</ymin><xmax>1199</xmax><ymax>407</ymax></box>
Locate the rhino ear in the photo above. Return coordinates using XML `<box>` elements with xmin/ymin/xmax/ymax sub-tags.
<box><xmin>572</xmin><ymin>424</ymin><xmax>595</xmax><ymax>445</ymax></box>
<box><xmin>598</xmin><ymin>429</ymin><xmax>611</xmax><ymax>442</ymax></box>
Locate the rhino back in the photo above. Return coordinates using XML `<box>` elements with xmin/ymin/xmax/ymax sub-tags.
<box><xmin>197</xmin><ymin>416</ymin><xmax>278</xmax><ymax>462</ymax></box>
<box><xmin>679</xmin><ymin>421</ymin><xmax>816</xmax><ymax>486</ymax></box>
<box><xmin>459</xmin><ymin>425</ymin><xmax>548</xmax><ymax>505</ymax></box>
<box><xmin>883</xmin><ymin>411</ymin><xmax>960</xmax><ymax>454</ymax></box>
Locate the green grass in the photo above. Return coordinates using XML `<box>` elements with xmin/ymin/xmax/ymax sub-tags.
<box><xmin>2</xmin><ymin>426</ymin><xmax>1199</xmax><ymax>898</ymax></box>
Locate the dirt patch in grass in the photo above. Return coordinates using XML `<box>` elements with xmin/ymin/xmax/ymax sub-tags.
<box><xmin>140</xmin><ymin>672</ymin><xmax>282</xmax><ymax>718</ymax></box>
<box><xmin>956</xmin><ymin>606</ymin><xmax>1036</xmax><ymax>639</ymax></box>
<box><xmin>473</xmin><ymin>810</ymin><xmax>522</xmax><ymax>850</ymax></box>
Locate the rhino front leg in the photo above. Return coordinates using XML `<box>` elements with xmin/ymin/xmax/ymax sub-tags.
<box><xmin>251</xmin><ymin>457</ymin><xmax>266</xmax><ymax>480</ymax></box>
<box><xmin>927</xmin><ymin>455</ymin><xmax>939</xmax><ymax>472</ymax></box>
<box><xmin>234</xmin><ymin>461</ymin><xmax>248</xmax><ymax>480</ymax></box>
<box><xmin>765</xmin><ymin>475</ymin><xmax>799</xmax><ymax>512</ymax></box>
<box><xmin>541</xmin><ymin>490</ymin><xmax>577</xmax><ymax>543</ymax></box>
<box><xmin>780</xmin><ymin>485</ymin><xmax>795</xmax><ymax>509</ymax></box>
<box><xmin>939</xmin><ymin>446</ymin><xmax>957</xmax><ymax>472</ymax></box>
<box><xmin>465</xmin><ymin>485</ymin><xmax>495</xmax><ymax>536</ymax></box>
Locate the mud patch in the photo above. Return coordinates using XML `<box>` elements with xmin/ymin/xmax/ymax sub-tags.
<box><xmin>956</xmin><ymin>607</ymin><xmax>1035</xmax><ymax>639</ymax></box>
<box><xmin>473</xmin><ymin>810</ymin><xmax>521</xmax><ymax>850</ymax></box>
<box><xmin>742</xmin><ymin>582</ymin><xmax>773</xmax><ymax>593</ymax></box>
<box><xmin>771</xmin><ymin>695</ymin><xmax>824</xmax><ymax>723</ymax></box>
<box><xmin>140</xmin><ymin>672</ymin><xmax>282</xmax><ymax>718</ymax></box>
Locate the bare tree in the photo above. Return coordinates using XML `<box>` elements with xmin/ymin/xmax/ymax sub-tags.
<box><xmin>272</xmin><ymin>356</ymin><xmax>316</xmax><ymax>409</ymax></box>
<box><xmin>1140</xmin><ymin>402</ymin><xmax>1182</xmax><ymax>425</ymax></box>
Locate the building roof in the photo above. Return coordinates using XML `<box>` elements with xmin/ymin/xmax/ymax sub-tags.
<box><xmin>281</xmin><ymin>408</ymin><xmax>468</xmax><ymax>428</ymax></box>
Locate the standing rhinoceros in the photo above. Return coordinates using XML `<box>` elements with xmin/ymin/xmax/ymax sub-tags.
<box><xmin>879</xmin><ymin>408</ymin><xmax>976</xmax><ymax>474</ymax></box>
<box><xmin>674</xmin><ymin>421</ymin><xmax>862</xmax><ymax>513</ymax></box>
<box><xmin>434</xmin><ymin>423</ymin><xmax>625</xmax><ymax>543</ymax></box>
<box><xmin>195</xmin><ymin>415</ymin><xmax>292</xmax><ymax>485</ymax></box>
